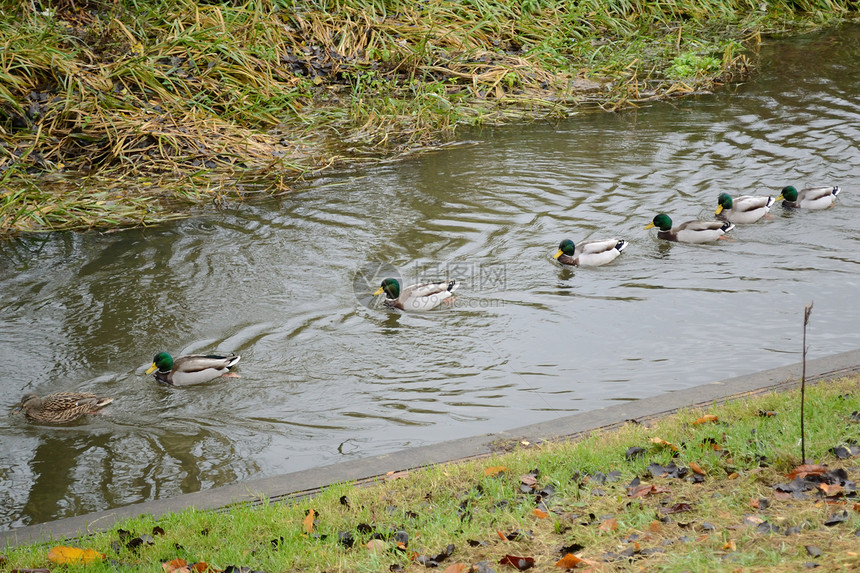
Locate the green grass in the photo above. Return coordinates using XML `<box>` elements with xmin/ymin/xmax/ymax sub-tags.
<box><xmin>0</xmin><ymin>0</ymin><xmax>855</xmax><ymax>235</ymax></box>
<box><xmin>2</xmin><ymin>375</ymin><xmax>859</xmax><ymax>572</ymax></box>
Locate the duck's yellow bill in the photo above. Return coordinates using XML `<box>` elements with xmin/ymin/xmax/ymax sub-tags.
<box><xmin>552</xmin><ymin>249</ymin><xmax>563</xmax><ymax>260</ymax></box>
<box><xmin>644</xmin><ymin>222</ymin><xmax>656</xmax><ymax>230</ymax></box>
<box><xmin>373</xmin><ymin>287</ymin><xmax>384</xmax><ymax>296</ymax></box>
<box><xmin>145</xmin><ymin>363</ymin><xmax>158</xmax><ymax>375</ymax></box>
<box><xmin>775</xmin><ymin>194</ymin><xmax>785</xmax><ymax>201</ymax></box>
<box><xmin>714</xmin><ymin>205</ymin><xmax>723</xmax><ymax>215</ymax></box>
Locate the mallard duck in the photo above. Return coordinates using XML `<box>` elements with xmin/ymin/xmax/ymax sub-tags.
<box><xmin>145</xmin><ymin>352</ymin><xmax>241</xmax><ymax>386</ymax></box>
<box><xmin>715</xmin><ymin>193</ymin><xmax>775</xmax><ymax>224</ymax></box>
<box><xmin>777</xmin><ymin>185</ymin><xmax>840</xmax><ymax>209</ymax></box>
<box><xmin>13</xmin><ymin>392</ymin><xmax>113</xmax><ymax>424</ymax></box>
<box><xmin>645</xmin><ymin>213</ymin><xmax>734</xmax><ymax>243</ymax></box>
<box><xmin>553</xmin><ymin>238</ymin><xmax>628</xmax><ymax>267</ymax></box>
<box><xmin>373</xmin><ymin>278</ymin><xmax>458</xmax><ymax>311</ymax></box>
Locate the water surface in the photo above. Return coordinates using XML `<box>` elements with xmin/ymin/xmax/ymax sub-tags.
<box><xmin>1</xmin><ymin>26</ymin><xmax>859</xmax><ymax>531</ymax></box>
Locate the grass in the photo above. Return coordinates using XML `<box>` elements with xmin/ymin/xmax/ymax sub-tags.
<box><xmin>0</xmin><ymin>0</ymin><xmax>856</xmax><ymax>235</ymax></box>
<box><xmin>2</xmin><ymin>375</ymin><xmax>858</xmax><ymax>572</ymax></box>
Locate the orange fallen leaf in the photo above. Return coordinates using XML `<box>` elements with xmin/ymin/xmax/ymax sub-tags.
<box><xmin>650</xmin><ymin>437</ymin><xmax>680</xmax><ymax>452</ymax></box>
<box><xmin>649</xmin><ymin>520</ymin><xmax>662</xmax><ymax>533</ymax></box>
<box><xmin>555</xmin><ymin>553</ymin><xmax>585</xmax><ymax>568</ymax></box>
<box><xmin>533</xmin><ymin>508</ymin><xmax>548</xmax><ymax>519</ymax></box>
<box><xmin>727</xmin><ymin>472</ymin><xmax>739</xmax><ymax>480</ymax></box>
<box><xmin>443</xmin><ymin>564</ymin><xmax>472</xmax><ymax>573</ymax></box>
<box><xmin>598</xmin><ymin>517</ymin><xmax>618</xmax><ymax>532</ymax></box>
<box><xmin>629</xmin><ymin>483</ymin><xmax>668</xmax><ymax>498</ymax></box>
<box><xmin>722</xmin><ymin>540</ymin><xmax>736</xmax><ymax>551</ymax></box>
<box><xmin>749</xmin><ymin>498</ymin><xmax>760</xmax><ymax>509</ymax></box>
<box><xmin>484</xmin><ymin>466</ymin><xmax>507</xmax><ymax>477</ymax></box>
<box><xmin>191</xmin><ymin>563</ymin><xmax>216</xmax><ymax>573</ymax></box>
<box><xmin>788</xmin><ymin>464</ymin><xmax>827</xmax><ymax>479</ymax></box>
<box><xmin>48</xmin><ymin>546</ymin><xmax>104</xmax><ymax>565</ymax></box>
<box><xmin>689</xmin><ymin>461</ymin><xmax>706</xmax><ymax>475</ymax></box>
<box><xmin>162</xmin><ymin>559</ymin><xmax>188</xmax><ymax>573</ymax></box>
<box><xmin>497</xmin><ymin>530</ymin><xmax>508</xmax><ymax>540</ymax></box>
<box><xmin>366</xmin><ymin>539</ymin><xmax>387</xmax><ymax>553</ymax></box>
<box><xmin>302</xmin><ymin>509</ymin><xmax>315</xmax><ymax>534</ymax></box>
<box><xmin>853</xmin><ymin>503</ymin><xmax>860</xmax><ymax>511</ymax></box>
<box><xmin>693</xmin><ymin>414</ymin><xmax>719</xmax><ymax>425</ymax></box>
<box><xmin>819</xmin><ymin>483</ymin><xmax>844</xmax><ymax>497</ymax></box>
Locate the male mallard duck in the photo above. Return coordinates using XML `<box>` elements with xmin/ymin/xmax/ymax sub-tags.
<box><xmin>553</xmin><ymin>238</ymin><xmax>628</xmax><ymax>267</ymax></box>
<box><xmin>777</xmin><ymin>185</ymin><xmax>840</xmax><ymax>209</ymax></box>
<box><xmin>374</xmin><ymin>278</ymin><xmax>458</xmax><ymax>311</ymax></box>
<box><xmin>645</xmin><ymin>213</ymin><xmax>734</xmax><ymax>243</ymax></box>
<box><xmin>715</xmin><ymin>193</ymin><xmax>775</xmax><ymax>224</ymax></box>
<box><xmin>146</xmin><ymin>352</ymin><xmax>241</xmax><ymax>386</ymax></box>
<box><xmin>13</xmin><ymin>392</ymin><xmax>113</xmax><ymax>424</ymax></box>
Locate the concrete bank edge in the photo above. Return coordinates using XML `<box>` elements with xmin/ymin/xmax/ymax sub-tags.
<box><xmin>3</xmin><ymin>348</ymin><xmax>860</xmax><ymax>548</ymax></box>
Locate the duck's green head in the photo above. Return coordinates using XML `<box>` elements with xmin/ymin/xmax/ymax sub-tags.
<box><xmin>645</xmin><ymin>213</ymin><xmax>672</xmax><ymax>231</ymax></box>
<box><xmin>373</xmin><ymin>278</ymin><xmax>400</xmax><ymax>299</ymax></box>
<box><xmin>146</xmin><ymin>351</ymin><xmax>173</xmax><ymax>374</ymax></box>
<box><xmin>715</xmin><ymin>193</ymin><xmax>733</xmax><ymax>215</ymax></box>
<box><xmin>553</xmin><ymin>239</ymin><xmax>576</xmax><ymax>260</ymax></box>
<box><xmin>778</xmin><ymin>186</ymin><xmax>798</xmax><ymax>202</ymax></box>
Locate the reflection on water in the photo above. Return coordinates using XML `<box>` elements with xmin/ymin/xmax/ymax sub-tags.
<box><xmin>2</xmin><ymin>26</ymin><xmax>860</xmax><ymax>530</ymax></box>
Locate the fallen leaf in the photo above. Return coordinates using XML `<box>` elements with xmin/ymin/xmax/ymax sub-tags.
<box><xmin>532</xmin><ymin>508</ymin><xmax>548</xmax><ymax>519</ymax></box>
<box><xmin>689</xmin><ymin>461</ymin><xmax>706</xmax><ymax>475</ymax></box>
<box><xmin>722</xmin><ymin>540</ymin><xmax>736</xmax><ymax>551</ymax></box>
<box><xmin>366</xmin><ymin>539</ymin><xmax>387</xmax><ymax>553</ymax></box>
<box><xmin>555</xmin><ymin>553</ymin><xmax>585</xmax><ymax>568</ymax></box>
<box><xmin>625</xmin><ymin>446</ymin><xmax>646</xmax><ymax>460</ymax></box>
<box><xmin>499</xmin><ymin>554</ymin><xmax>535</xmax><ymax>570</ymax></box>
<box><xmin>598</xmin><ymin>517</ymin><xmax>618</xmax><ymax>532</ymax></box>
<box><xmin>788</xmin><ymin>465</ymin><xmax>828</xmax><ymax>480</ymax></box>
<box><xmin>443</xmin><ymin>564</ymin><xmax>472</xmax><ymax>573</ymax></box>
<box><xmin>629</xmin><ymin>483</ymin><xmax>654</xmax><ymax>498</ymax></box>
<box><xmin>650</xmin><ymin>437</ymin><xmax>680</xmax><ymax>451</ymax></box>
<box><xmin>649</xmin><ymin>520</ymin><xmax>662</xmax><ymax>532</ymax></box>
<box><xmin>693</xmin><ymin>414</ymin><xmax>718</xmax><ymax>425</ymax></box>
<box><xmin>484</xmin><ymin>466</ymin><xmax>507</xmax><ymax>477</ymax></box>
<box><xmin>819</xmin><ymin>483</ymin><xmax>844</xmax><ymax>497</ymax></box>
<box><xmin>659</xmin><ymin>503</ymin><xmax>694</xmax><ymax>515</ymax></box>
<box><xmin>162</xmin><ymin>558</ymin><xmax>188</xmax><ymax>573</ymax></box>
<box><xmin>302</xmin><ymin>509</ymin><xmax>315</xmax><ymax>534</ymax></box>
<box><xmin>823</xmin><ymin>510</ymin><xmax>849</xmax><ymax>526</ymax></box>
<box><xmin>727</xmin><ymin>472</ymin><xmax>739</xmax><ymax>480</ymax></box>
<box><xmin>519</xmin><ymin>474</ymin><xmax>538</xmax><ymax>488</ymax></box>
<box><xmin>47</xmin><ymin>547</ymin><xmax>104</xmax><ymax>565</ymax></box>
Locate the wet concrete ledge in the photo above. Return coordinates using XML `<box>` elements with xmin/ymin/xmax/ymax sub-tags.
<box><xmin>3</xmin><ymin>348</ymin><xmax>860</xmax><ymax>548</ymax></box>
